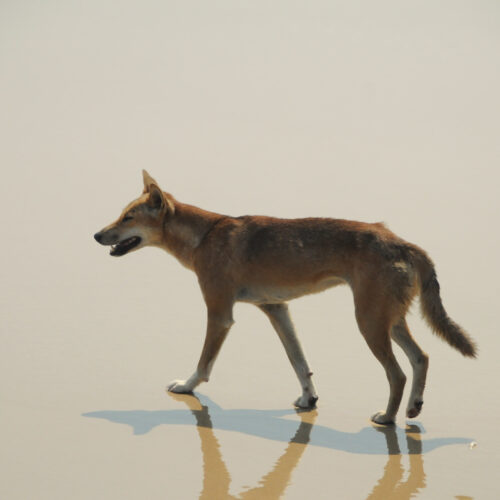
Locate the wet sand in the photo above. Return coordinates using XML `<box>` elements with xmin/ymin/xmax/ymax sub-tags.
<box><xmin>1</xmin><ymin>2</ymin><xmax>499</xmax><ymax>499</ymax></box>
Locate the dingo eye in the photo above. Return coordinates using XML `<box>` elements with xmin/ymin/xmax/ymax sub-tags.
<box><xmin>122</xmin><ymin>215</ymin><xmax>133</xmax><ymax>222</ymax></box>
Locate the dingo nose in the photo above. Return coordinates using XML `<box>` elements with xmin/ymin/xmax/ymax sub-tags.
<box><xmin>94</xmin><ymin>232</ymin><xmax>103</xmax><ymax>243</ymax></box>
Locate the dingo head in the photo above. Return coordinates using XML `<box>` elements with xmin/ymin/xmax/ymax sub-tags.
<box><xmin>94</xmin><ymin>170</ymin><xmax>175</xmax><ymax>256</ymax></box>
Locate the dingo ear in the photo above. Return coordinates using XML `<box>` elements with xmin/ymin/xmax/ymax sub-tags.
<box><xmin>142</xmin><ymin>170</ymin><xmax>174</xmax><ymax>214</ymax></box>
<box><xmin>142</xmin><ymin>170</ymin><xmax>159</xmax><ymax>192</ymax></box>
<box><xmin>148</xmin><ymin>183</ymin><xmax>175</xmax><ymax>214</ymax></box>
<box><xmin>148</xmin><ymin>183</ymin><xmax>165</xmax><ymax>209</ymax></box>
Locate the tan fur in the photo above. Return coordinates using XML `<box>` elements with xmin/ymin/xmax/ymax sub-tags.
<box><xmin>94</xmin><ymin>171</ymin><xmax>477</xmax><ymax>424</ymax></box>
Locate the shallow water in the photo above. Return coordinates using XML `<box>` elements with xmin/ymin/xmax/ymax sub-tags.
<box><xmin>1</xmin><ymin>2</ymin><xmax>499</xmax><ymax>499</ymax></box>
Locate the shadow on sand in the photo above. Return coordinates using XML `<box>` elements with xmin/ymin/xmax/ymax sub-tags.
<box><xmin>83</xmin><ymin>393</ymin><xmax>471</xmax><ymax>499</ymax></box>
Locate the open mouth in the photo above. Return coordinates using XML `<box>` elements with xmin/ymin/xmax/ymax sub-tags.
<box><xmin>110</xmin><ymin>236</ymin><xmax>142</xmax><ymax>256</ymax></box>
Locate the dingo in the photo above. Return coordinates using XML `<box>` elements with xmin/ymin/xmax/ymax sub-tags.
<box><xmin>94</xmin><ymin>171</ymin><xmax>476</xmax><ymax>424</ymax></box>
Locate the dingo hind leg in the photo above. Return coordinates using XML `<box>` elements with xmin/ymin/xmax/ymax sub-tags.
<box><xmin>259</xmin><ymin>303</ymin><xmax>318</xmax><ymax>408</ymax></box>
<box><xmin>391</xmin><ymin>318</ymin><xmax>429</xmax><ymax>418</ymax></box>
<box><xmin>354</xmin><ymin>288</ymin><xmax>407</xmax><ymax>425</ymax></box>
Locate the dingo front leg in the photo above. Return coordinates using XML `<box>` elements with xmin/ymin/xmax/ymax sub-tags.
<box><xmin>259</xmin><ymin>303</ymin><xmax>318</xmax><ymax>409</ymax></box>
<box><xmin>167</xmin><ymin>305</ymin><xmax>234</xmax><ymax>394</ymax></box>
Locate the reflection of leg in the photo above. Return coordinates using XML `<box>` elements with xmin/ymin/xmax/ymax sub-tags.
<box><xmin>366</xmin><ymin>426</ymin><xmax>403</xmax><ymax>500</ymax></box>
<box><xmin>169</xmin><ymin>394</ymin><xmax>315</xmax><ymax>500</ymax></box>
<box><xmin>169</xmin><ymin>394</ymin><xmax>233</xmax><ymax>500</ymax></box>
<box><xmin>290</xmin><ymin>409</ymin><xmax>316</xmax><ymax>445</ymax></box>
<box><xmin>241</xmin><ymin>409</ymin><xmax>317</xmax><ymax>500</ymax></box>
<box><xmin>259</xmin><ymin>303</ymin><xmax>318</xmax><ymax>408</ymax></box>
<box><xmin>391</xmin><ymin>319</ymin><xmax>429</xmax><ymax>418</ymax></box>
<box><xmin>366</xmin><ymin>424</ymin><xmax>426</xmax><ymax>500</ymax></box>
<box><xmin>394</xmin><ymin>425</ymin><xmax>426</xmax><ymax>498</ymax></box>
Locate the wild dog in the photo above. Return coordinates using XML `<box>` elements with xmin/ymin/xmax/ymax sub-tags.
<box><xmin>94</xmin><ymin>171</ymin><xmax>477</xmax><ymax>425</ymax></box>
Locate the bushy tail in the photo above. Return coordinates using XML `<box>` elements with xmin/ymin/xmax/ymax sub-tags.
<box><xmin>412</xmin><ymin>248</ymin><xmax>477</xmax><ymax>357</ymax></box>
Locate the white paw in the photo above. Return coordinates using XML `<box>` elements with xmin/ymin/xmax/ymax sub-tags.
<box><xmin>167</xmin><ymin>380</ymin><xmax>193</xmax><ymax>394</ymax></box>
<box><xmin>294</xmin><ymin>394</ymin><xmax>318</xmax><ymax>409</ymax></box>
<box><xmin>371</xmin><ymin>411</ymin><xmax>395</xmax><ymax>426</ymax></box>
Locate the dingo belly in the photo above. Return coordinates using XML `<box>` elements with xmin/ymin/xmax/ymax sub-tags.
<box><xmin>236</xmin><ymin>277</ymin><xmax>346</xmax><ymax>304</ymax></box>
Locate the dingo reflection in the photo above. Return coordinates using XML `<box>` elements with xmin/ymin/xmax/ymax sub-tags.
<box><xmin>83</xmin><ymin>393</ymin><xmax>473</xmax><ymax>499</ymax></box>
